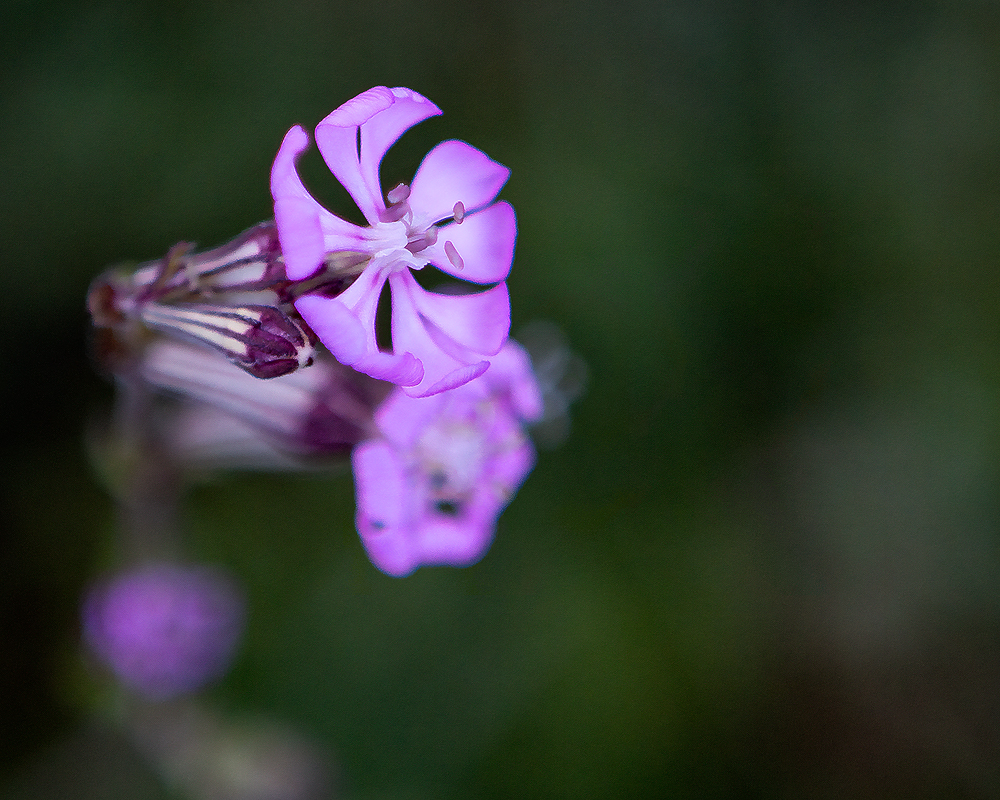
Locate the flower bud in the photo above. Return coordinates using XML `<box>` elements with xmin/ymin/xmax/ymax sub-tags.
<box><xmin>139</xmin><ymin>303</ymin><xmax>315</xmax><ymax>379</ymax></box>
<box><xmin>130</xmin><ymin>222</ymin><xmax>286</xmax><ymax>302</ymax></box>
<box><xmin>140</xmin><ymin>339</ymin><xmax>386</xmax><ymax>462</ymax></box>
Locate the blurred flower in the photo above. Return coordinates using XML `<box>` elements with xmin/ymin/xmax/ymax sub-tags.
<box><xmin>352</xmin><ymin>340</ymin><xmax>542</xmax><ymax>576</ymax></box>
<box><xmin>127</xmin><ymin>223</ymin><xmax>287</xmax><ymax>304</ymax></box>
<box><xmin>83</xmin><ymin>563</ymin><xmax>245</xmax><ymax>699</ymax></box>
<box><xmin>140</xmin><ymin>339</ymin><xmax>386</xmax><ymax>464</ymax></box>
<box><xmin>517</xmin><ymin>320</ymin><xmax>588</xmax><ymax>447</ymax></box>
<box><xmin>89</xmin><ymin>223</ymin><xmax>315</xmax><ymax>380</ymax></box>
<box><xmin>271</xmin><ymin>86</ymin><xmax>515</xmax><ymax>397</ymax></box>
<box><xmin>129</xmin><ymin>702</ymin><xmax>332</xmax><ymax>800</ymax></box>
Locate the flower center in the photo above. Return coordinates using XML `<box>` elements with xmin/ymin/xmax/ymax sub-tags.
<box><xmin>416</xmin><ymin>416</ymin><xmax>487</xmax><ymax>500</ymax></box>
<box><xmin>361</xmin><ymin>182</ymin><xmax>436</xmax><ymax>271</ymax></box>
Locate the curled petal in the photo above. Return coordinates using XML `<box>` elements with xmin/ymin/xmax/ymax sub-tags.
<box><xmin>316</xmin><ymin>87</ymin><xmax>441</xmax><ymax>225</ymax></box>
<box><xmin>403</xmin><ymin>345</ymin><xmax>487</xmax><ymax>398</ymax></box>
<box><xmin>273</xmin><ymin>197</ymin><xmax>325</xmax><ymax>281</ymax></box>
<box><xmin>353</xmin><ymin>345</ymin><xmax>423</xmax><ymax>386</ymax></box>
<box><xmin>295</xmin><ymin>294</ymin><xmax>368</xmax><ymax>365</ymax></box>
<box><xmin>295</xmin><ymin>270</ymin><xmax>423</xmax><ymax>386</ymax></box>
<box><xmin>389</xmin><ymin>272</ymin><xmax>495</xmax><ymax>397</ymax></box>
<box><xmin>424</xmin><ymin>201</ymin><xmax>516</xmax><ymax>284</ymax></box>
<box><xmin>407</xmin><ymin>279</ymin><xmax>510</xmax><ymax>357</ymax></box>
<box><xmin>271</xmin><ymin>126</ymin><xmax>369</xmax><ymax>278</ymax></box>
<box><xmin>409</xmin><ymin>140</ymin><xmax>510</xmax><ymax>223</ymax></box>
<box><xmin>271</xmin><ymin>127</ymin><xmax>323</xmax><ymax>280</ymax></box>
<box><xmin>270</xmin><ymin>126</ymin><xmax>314</xmax><ymax>202</ymax></box>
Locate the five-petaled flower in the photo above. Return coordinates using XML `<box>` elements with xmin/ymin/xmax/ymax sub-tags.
<box><xmin>271</xmin><ymin>86</ymin><xmax>517</xmax><ymax>397</ymax></box>
<box><xmin>352</xmin><ymin>340</ymin><xmax>543</xmax><ymax>576</ymax></box>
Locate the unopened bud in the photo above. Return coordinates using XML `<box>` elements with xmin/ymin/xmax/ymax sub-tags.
<box><xmin>141</xmin><ymin>340</ymin><xmax>388</xmax><ymax>462</ymax></box>
<box><xmin>131</xmin><ymin>223</ymin><xmax>286</xmax><ymax>303</ymax></box>
<box><xmin>140</xmin><ymin>303</ymin><xmax>315</xmax><ymax>379</ymax></box>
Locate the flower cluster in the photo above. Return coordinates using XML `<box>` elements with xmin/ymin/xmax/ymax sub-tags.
<box><xmin>88</xmin><ymin>86</ymin><xmax>557</xmax><ymax>583</ymax></box>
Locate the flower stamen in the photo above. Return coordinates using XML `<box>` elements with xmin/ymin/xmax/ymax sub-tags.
<box><xmin>406</xmin><ymin>227</ymin><xmax>438</xmax><ymax>254</ymax></box>
<box><xmin>387</xmin><ymin>183</ymin><xmax>411</xmax><ymax>205</ymax></box>
<box><xmin>379</xmin><ymin>203</ymin><xmax>409</xmax><ymax>224</ymax></box>
<box><xmin>380</xmin><ymin>183</ymin><xmax>413</xmax><ymax>223</ymax></box>
<box><xmin>444</xmin><ymin>241</ymin><xmax>464</xmax><ymax>271</ymax></box>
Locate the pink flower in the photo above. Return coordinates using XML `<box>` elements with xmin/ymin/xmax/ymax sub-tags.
<box><xmin>271</xmin><ymin>86</ymin><xmax>516</xmax><ymax>397</ymax></box>
<box><xmin>351</xmin><ymin>340</ymin><xmax>543</xmax><ymax>576</ymax></box>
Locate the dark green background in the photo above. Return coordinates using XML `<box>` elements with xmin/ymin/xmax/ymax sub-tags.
<box><xmin>4</xmin><ymin>0</ymin><xmax>1000</xmax><ymax>797</ymax></box>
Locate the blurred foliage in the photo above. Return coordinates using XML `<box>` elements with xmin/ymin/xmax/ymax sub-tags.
<box><xmin>3</xmin><ymin>0</ymin><xmax>1000</xmax><ymax>797</ymax></box>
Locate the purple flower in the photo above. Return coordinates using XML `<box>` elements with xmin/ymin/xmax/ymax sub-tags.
<box><xmin>271</xmin><ymin>86</ymin><xmax>516</xmax><ymax>397</ymax></box>
<box><xmin>82</xmin><ymin>563</ymin><xmax>245</xmax><ymax>699</ymax></box>
<box><xmin>352</xmin><ymin>340</ymin><xmax>543</xmax><ymax>576</ymax></box>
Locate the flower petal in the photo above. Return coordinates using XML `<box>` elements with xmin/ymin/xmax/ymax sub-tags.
<box><xmin>408</xmin><ymin>435</ymin><xmax>531</xmax><ymax>568</ymax></box>
<box><xmin>488</xmin><ymin>431</ymin><xmax>537</xmax><ymax>499</ymax></box>
<box><xmin>295</xmin><ymin>271</ymin><xmax>423</xmax><ymax>386</ymax></box>
<box><xmin>270</xmin><ymin>126</ymin><xmax>314</xmax><ymax>202</ymax></box>
<box><xmin>271</xmin><ymin>126</ymin><xmax>369</xmax><ymax>278</ymax></box>
<box><xmin>409</xmin><ymin>140</ymin><xmax>510</xmax><ymax>223</ymax></box>
<box><xmin>469</xmin><ymin>339</ymin><xmax>545</xmax><ymax>423</ymax></box>
<box><xmin>351</xmin><ymin>349</ymin><xmax>541</xmax><ymax>575</ymax></box>
<box><xmin>483</xmin><ymin>340</ymin><xmax>545</xmax><ymax>422</ymax></box>
<box><xmin>352</xmin><ymin>441</ymin><xmax>418</xmax><ymax>577</ymax></box>
<box><xmin>374</xmin><ymin>386</ymin><xmax>446</xmax><ymax>449</ymax></box>
<box><xmin>315</xmin><ymin>87</ymin><xmax>441</xmax><ymax>226</ymax></box>
<box><xmin>423</xmin><ymin>201</ymin><xmax>516</xmax><ymax>284</ymax></box>
<box><xmin>414</xmin><ymin>516</ymin><xmax>494</xmax><ymax>567</ymax></box>
<box><xmin>273</xmin><ymin>196</ymin><xmax>325</xmax><ymax>281</ymax></box>
<box><xmin>295</xmin><ymin>293</ymin><xmax>368</xmax><ymax>365</ymax></box>
<box><xmin>389</xmin><ymin>272</ymin><xmax>493</xmax><ymax>397</ymax></box>
<box><xmin>354</xmin><ymin>346</ymin><xmax>423</xmax><ymax>386</ymax></box>
<box><xmin>408</xmin><ymin>280</ymin><xmax>510</xmax><ymax>357</ymax></box>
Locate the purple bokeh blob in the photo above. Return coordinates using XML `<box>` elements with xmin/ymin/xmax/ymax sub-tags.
<box><xmin>83</xmin><ymin>563</ymin><xmax>246</xmax><ymax>699</ymax></box>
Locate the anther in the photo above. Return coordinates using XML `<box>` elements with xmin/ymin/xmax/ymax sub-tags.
<box><xmin>379</xmin><ymin>203</ymin><xmax>409</xmax><ymax>223</ymax></box>
<box><xmin>387</xmin><ymin>183</ymin><xmax>411</xmax><ymax>205</ymax></box>
<box><xmin>444</xmin><ymin>241</ymin><xmax>464</xmax><ymax>271</ymax></box>
<box><xmin>452</xmin><ymin>201</ymin><xmax>465</xmax><ymax>224</ymax></box>
<box><xmin>406</xmin><ymin>227</ymin><xmax>438</xmax><ymax>254</ymax></box>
